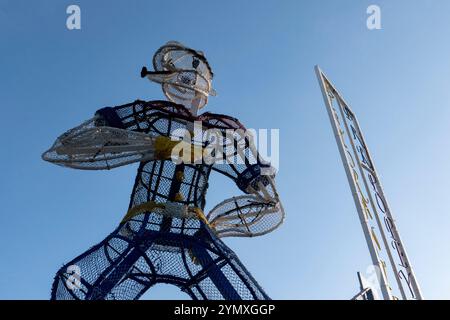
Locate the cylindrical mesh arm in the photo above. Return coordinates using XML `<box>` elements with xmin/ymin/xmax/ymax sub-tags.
<box><xmin>41</xmin><ymin>117</ymin><xmax>161</xmax><ymax>170</ymax></box>
<box><xmin>207</xmin><ymin>176</ymin><xmax>284</xmax><ymax>238</ymax></box>
<box><xmin>207</xmin><ymin>126</ymin><xmax>285</xmax><ymax>237</ymax></box>
<box><xmin>42</xmin><ymin>100</ymin><xmax>193</xmax><ymax>170</ymax></box>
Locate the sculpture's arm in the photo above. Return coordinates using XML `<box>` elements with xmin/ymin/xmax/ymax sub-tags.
<box><xmin>42</xmin><ymin>100</ymin><xmax>190</xmax><ymax>170</ymax></box>
<box><xmin>94</xmin><ymin>100</ymin><xmax>194</xmax><ymax>135</ymax></box>
<box><xmin>207</xmin><ymin>128</ymin><xmax>285</xmax><ymax>238</ymax></box>
<box><xmin>207</xmin><ymin>175</ymin><xmax>285</xmax><ymax>238</ymax></box>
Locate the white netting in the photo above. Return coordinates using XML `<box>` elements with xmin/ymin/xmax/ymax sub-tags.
<box><xmin>207</xmin><ymin>195</ymin><xmax>284</xmax><ymax>238</ymax></box>
<box><xmin>42</xmin><ymin>118</ymin><xmax>158</xmax><ymax>170</ymax></box>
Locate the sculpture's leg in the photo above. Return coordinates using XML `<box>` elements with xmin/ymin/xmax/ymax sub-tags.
<box><xmin>190</xmin><ymin>243</ymin><xmax>241</xmax><ymax>299</ymax></box>
<box><xmin>51</xmin><ymin>221</ymin><xmax>157</xmax><ymax>300</ymax></box>
<box><xmin>51</xmin><ymin>223</ymin><xmax>270</xmax><ymax>300</ymax></box>
<box><xmin>126</xmin><ymin>228</ymin><xmax>270</xmax><ymax>300</ymax></box>
<box><xmin>187</xmin><ymin>227</ymin><xmax>270</xmax><ymax>300</ymax></box>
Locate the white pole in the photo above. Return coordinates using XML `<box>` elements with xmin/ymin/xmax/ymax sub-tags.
<box><xmin>315</xmin><ymin>66</ymin><xmax>393</xmax><ymax>300</ymax></box>
<box><xmin>351</xmin><ymin>113</ymin><xmax>423</xmax><ymax>299</ymax></box>
<box><xmin>315</xmin><ymin>65</ymin><xmax>423</xmax><ymax>300</ymax></box>
<box><xmin>334</xmin><ymin>96</ymin><xmax>407</xmax><ymax>300</ymax></box>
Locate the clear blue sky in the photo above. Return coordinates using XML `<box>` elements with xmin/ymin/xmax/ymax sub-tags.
<box><xmin>1</xmin><ymin>0</ymin><xmax>450</xmax><ymax>299</ymax></box>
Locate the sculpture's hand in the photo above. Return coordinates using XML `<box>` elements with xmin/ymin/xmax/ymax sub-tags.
<box><xmin>206</xmin><ymin>174</ymin><xmax>285</xmax><ymax>238</ymax></box>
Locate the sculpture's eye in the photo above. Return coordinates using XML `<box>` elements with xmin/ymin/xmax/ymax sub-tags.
<box><xmin>192</xmin><ymin>57</ymin><xmax>200</xmax><ymax>69</ymax></box>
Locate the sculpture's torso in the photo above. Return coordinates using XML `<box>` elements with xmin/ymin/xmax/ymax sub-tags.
<box><xmin>113</xmin><ymin>100</ymin><xmax>246</xmax><ymax>234</ymax></box>
<box><xmin>129</xmin><ymin>160</ymin><xmax>211</xmax><ymax>232</ymax></box>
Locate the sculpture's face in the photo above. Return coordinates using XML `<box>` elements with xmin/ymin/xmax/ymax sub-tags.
<box><xmin>143</xmin><ymin>41</ymin><xmax>216</xmax><ymax>115</ymax></box>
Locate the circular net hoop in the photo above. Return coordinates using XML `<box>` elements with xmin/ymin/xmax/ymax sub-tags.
<box><xmin>146</xmin><ymin>41</ymin><xmax>216</xmax><ymax>110</ymax></box>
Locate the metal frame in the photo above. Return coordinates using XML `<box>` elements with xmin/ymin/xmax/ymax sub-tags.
<box><xmin>315</xmin><ymin>66</ymin><xmax>423</xmax><ymax>300</ymax></box>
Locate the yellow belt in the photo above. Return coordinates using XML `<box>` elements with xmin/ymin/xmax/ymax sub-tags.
<box><xmin>120</xmin><ymin>200</ymin><xmax>210</xmax><ymax>227</ymax></box>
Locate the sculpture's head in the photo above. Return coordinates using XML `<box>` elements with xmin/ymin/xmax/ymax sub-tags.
<box><xmin>141</xmin><ymin>41</ymin><xmax>216</xmax><ymax>115</ymax></box>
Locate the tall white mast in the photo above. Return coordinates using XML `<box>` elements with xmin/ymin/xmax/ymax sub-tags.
<box><xmin>315</xmin><ymin>66</ymin><xmax>423</xmax><ymax>300</ymax></box>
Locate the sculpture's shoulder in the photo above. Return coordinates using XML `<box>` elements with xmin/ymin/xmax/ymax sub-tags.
<box><xmin>115</xmin><ymin>99</ymin><xmax>194</xmax><ymax>119</ymax></box>
<box><xmin>95</xmin><ymin>100</ymin><xmax>196</xmax><ymax>135</ymax></box>
<box><xmin>103</xmin><ymin>100</ymin><xmax>247</xmax><ymax>133</ymax></box>
<box><xmin>198</xmin><ymin>112</ymin><xmax>246</xmax><ymax>131</ymax></box>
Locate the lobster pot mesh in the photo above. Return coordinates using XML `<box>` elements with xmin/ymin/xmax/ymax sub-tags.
<box><xmin>42</xmin><ymin>118</ymin><xmax>157</xmax><ymax>170</ymax></box>
<box><xmin>208</xmin><ymin>195</ymin><xmax>283</xmax><ymax>237</ymax></box>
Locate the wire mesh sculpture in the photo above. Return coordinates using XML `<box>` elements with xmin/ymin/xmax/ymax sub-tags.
<box><xmin>43</xmin><ymin>41</ymin><xmax>285</xmax><ymax>300</ymax></box>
